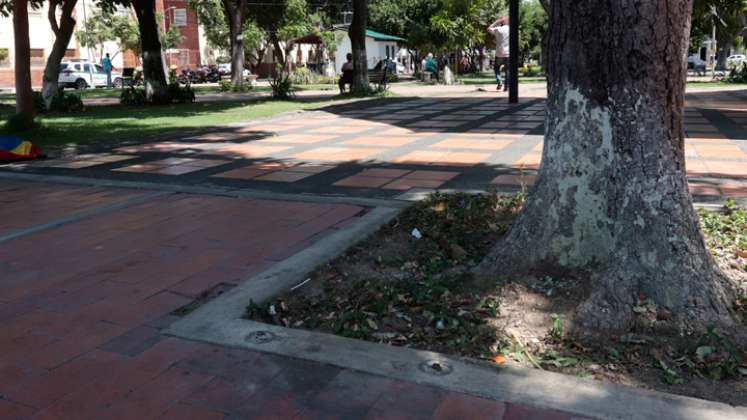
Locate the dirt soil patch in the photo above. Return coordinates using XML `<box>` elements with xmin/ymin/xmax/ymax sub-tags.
<box><xmin>247</xmin><ymin>192</ymin><xmax>747</xmax><ymax>406</ymax></box>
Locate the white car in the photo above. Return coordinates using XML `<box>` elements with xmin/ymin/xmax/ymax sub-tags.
<box><xmin>58</xmin><ymin>60</ymin><xmax>123</xmax><ymax>89</ymax></box>
<box><xmin>727</xmin><ymin>54</ymin><xmax>746</xmax><ymax>67</ymax></box>
<box><xmin>217</xmin><ymin>63</ymin><xmax>252</xmax><ymax>79</ymax></box>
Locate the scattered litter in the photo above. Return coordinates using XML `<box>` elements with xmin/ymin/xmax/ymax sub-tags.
<box><xmin>435</xmin><ymin>319</ymin><xmax>445</xmax><ymax>330</ymax></box>
<box><xmin>411</xmin><ymin>228</ymin><xmax>422</xmax><ymax>239</ymax></box>
<box><xmin>493</xmin><ymin>354</ymin><xmax>507</xmax><ymax>365</ymax></box>
<box><xmin>290</xmin><ymin>278</ymin><xmax>311</xmax><ymax>291</ymax></box>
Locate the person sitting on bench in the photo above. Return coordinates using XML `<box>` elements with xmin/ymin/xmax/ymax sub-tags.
<box><xmin>339</xmin><ymin>53</ymin><xmax>354</xmax><ymax>94</ymax></box>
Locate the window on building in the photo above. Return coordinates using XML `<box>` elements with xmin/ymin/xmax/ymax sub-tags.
<box><xmin>64</xmin><ymin>49</ymin><xmax>77</xmax><ymax>58</ymax></box>
<box><xmin>0</xmin><ymin>48</ymin><xmax>10</xmax><ymax>68</ymax></box>
<box><xmin>179</xmin><ymin>49</ymin><xmax>190</xmax><ymax>67</ymax></box>
<box><xmin>30</xmin><ymin>49</ymin><xmax>45</xmax><ymax>66</ymax></box>
<box><xmin>173</xmin><ymin>9</ymin><xmax>187</xmax><ymax>26</ymax></box>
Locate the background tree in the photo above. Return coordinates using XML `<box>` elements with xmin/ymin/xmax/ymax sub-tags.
<box><xmin>78</xmin><ymin>8</ymin><xmax>181</xmax><ymax>62</ymax></box>
<box><xmin>95</xmin><ymin>0</ymin><xmax>169</xmax><ymax>102</ymax></box>
<box><xmin>479</xmin><ymin>0</ymin><xmax>736</xmax><ymax>334</ymax></box>
<box><xmin>247</xmin><ymin>0</ymin><xmax>313</xmax><ymax>72</ymax></box>
<box><xmin>691</xmin><ymin>0</ymin><xmax>747</xmax><ymax>68</ymax></box>
<box><xmin>42</xmin><ymin>0</ymin><xmax>78</xmax><ymax>109</ymax></box>
<box><xmin>190</xmin><ymin>0</ymin><xmax>269</xmax><ymax>73</ymax></box>
<box><xmin>0</xmin><ymin>0</ymin><xmax>44</xmax><ymax>128</ymax></box>
<box><xmin>349</xmin><ymin>0</ymin><xmax>368</xmax><ymax>93</ymax></box>
<box><xmin>517</xmin><ymin>0</ymin><xmax>547</xmax><ymax>65</ymax></box>
<box><xmin>221</xmin><ymin>0</ymin><xmax>248</xmax><ymax>89</ymax></box>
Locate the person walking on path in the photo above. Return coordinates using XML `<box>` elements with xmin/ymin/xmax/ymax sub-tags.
<box><xmin>338</xmin><ymin>53</ymin><xmax>354</xmax><ymax>94</ymax></box>
<box><xmin>103</xmin><ymin>53</ymin><xmax>115</xmax><ymax>88</ymax></box>
<box><xmin>488</xmin><ymin>17</ymin><xmax>510</xmax><ymax>91</ymax></box>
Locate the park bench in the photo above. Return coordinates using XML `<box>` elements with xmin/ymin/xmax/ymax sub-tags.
<box><xmin>368</xmin><ymin>66</ymin><xmax>389</xmax><ymax>90</ymax></box>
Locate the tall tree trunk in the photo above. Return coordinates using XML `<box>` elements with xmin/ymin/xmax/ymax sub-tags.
<box><xmin>43</xmin><ymin>0</ymin><xmax>78</xmax><ymax>109</ymax></box>
<box><xmin>133</xmin><ymin>0</ymin><xmax>169</xmax><ymax>103</ymax></box>
<box><xmin>479</xmin><ymin>0</ymin><xmax>736</xmax><ymax>334</ymax></box>
<box><xmin>349</xmin><ymin>0</ymin><xmax>369</xmax><ymax>94</ymax></box>
<box><xmin>223</xmin><ymin>0</ymin><xmax>246</xmax><ymax>89</ymax></box>
<box><xmin>270</xmin><ymin>33</ymin><xmax>285</xmax><ymax>71</ymax></box>
<box><xmin>12</xmin><ymin>0</ymin><xmax>34</xmax><ymax>127</ymax></box>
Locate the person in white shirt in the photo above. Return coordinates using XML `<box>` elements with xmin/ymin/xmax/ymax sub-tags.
<box><xmin>488</xmin><ymin>16</ymin><xmax>510</xmax><ymax>91</ymax></box>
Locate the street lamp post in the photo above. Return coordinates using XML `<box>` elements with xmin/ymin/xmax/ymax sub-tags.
<box><xmin>509</xmin><ymin>0</ymin><xmax>519</xmax><ymax>103</ymax></box>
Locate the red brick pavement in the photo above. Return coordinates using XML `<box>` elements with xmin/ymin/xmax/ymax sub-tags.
<box><xmin>0</xmin><ymin>180</ymin><xmax>580</xmax><ymax>419</ymax></box>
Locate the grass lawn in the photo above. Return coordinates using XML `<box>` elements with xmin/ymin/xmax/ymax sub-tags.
<box><xmin>687</xmin><ymin>80</ymin><xmax>747</xmax><ymax>88</ymax></box>
<box><xmin>0</xmin><ymin>85</ymin><xmax>274</xmax><ymax>103</ymax></box>
<box><xmin>0</xmin><ymin>97</ymin><xmax>342</xmax><ymax>148</ymax></box>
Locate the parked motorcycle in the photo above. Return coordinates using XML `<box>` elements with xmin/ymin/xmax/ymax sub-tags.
<box><xmin>204</xmin><ymin>65</ymin><xmax>221</xmax><ymax>83</ymax></box>
<box><xmin>178</xmin><ymin>68</ymin><xmax>199</xmax><ymax>85</ymax></box>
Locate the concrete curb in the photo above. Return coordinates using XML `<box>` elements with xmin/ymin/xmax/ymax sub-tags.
<box><xmin>165</xmin><ymin>208</ymin><xmax>747</xmax><ymax>420</ymax></box>
<box><xmin>167</xmin><ymin>205</ymin><xmax>402</xmax><ymax>336</ymax></box>
<box><xmin>170</xmin><ymin>319</ymin><xmax>746</xmax><ymax>420</ymax></box>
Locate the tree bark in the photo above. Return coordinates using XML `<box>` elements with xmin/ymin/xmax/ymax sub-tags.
<box><xmin>349</xmin><ymin>0</ymin><xmax>369</xmax><ymax>94</ymax></box>
<box><xmin>12</xmin><ymin>0</ymin><xmax>34</xmax><ymax>127</ymax></box>
<box><xmin>222</xmin><ymin>0</ymin><xmax>246</xmax><ymax>89</ymax></box>
<box><xmin>43</xmin><ymin>0</ymin><xmax>78</xmax><ymax>109</ymax></box>
<box><xmin>270</xmin><ymin>33</ymin><xmax>285</xmax><ymax>71</ymax></box>
<box><xmin>478</xmin><ymin>0</ymin><xmax>736</xmax><ymax>334</ymax></box>
<box><xmin>132</xmin><ymin>0</ymin><xmax>169</xmax><ymax>103</ymax></box>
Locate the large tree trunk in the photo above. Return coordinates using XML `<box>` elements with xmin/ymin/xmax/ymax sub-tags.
<box><xmin>479</xmin><ymin>0</ymin><xmax>736</xmax><ymax>334</ymax></box>
<box><xmin>223</xmin><ymin>0</ymin><xmax>246</xmax><ymax>89</ymax></box>
<box><xmin>42</xmin><ymin>0</ymin><xmax>78</xmax><ymax>109</ymax></box>
<box><xmin>12</xmin><ymin>0</ymin><xmax>34</xmax><ymax>128</ymax></box>
<box><xmin>349</xmin><ymin>0</ymin><xmax>369</xmax><ymax>94</ymax></box>
<box><xmin>133</xmin><ymin>0</ymin><xmax>169</xmax><ymax>103</ymax></box>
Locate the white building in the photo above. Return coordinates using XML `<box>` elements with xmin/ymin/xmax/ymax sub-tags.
<box><xmin>333</xmin><ymin>29</ymin><xmax>406</xmax><ymax>74</ymax></box>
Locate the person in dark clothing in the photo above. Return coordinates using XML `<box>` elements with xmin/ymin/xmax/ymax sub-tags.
<box><xmin>339</xmin><ymin>53</ymin><xmax>354</xmax><ymax>94</ymax></box>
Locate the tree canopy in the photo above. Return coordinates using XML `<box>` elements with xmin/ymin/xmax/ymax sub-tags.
<box><xmin>76</xmin><ymin>8</ymin><xmax>182</xmax><ymax>61</ymax></box>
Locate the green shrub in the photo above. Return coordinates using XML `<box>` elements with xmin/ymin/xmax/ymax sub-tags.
<box><xmin>270</xmin><ymin>69</ymin><xmax>294</xmax><ymax>99</ymax></box>
<box><xmin>166</xmin><ymin>82</ymin><xmax>195</xmax><ymax>104</ymax></box>
<box><xmin>119</xmin><ymin>83</ymin><xmax>194</xmax><ymax>105</ymax></box>
<box><xmin>28</xmin><ymin>90</ymin><xmax>82</xmax><ymax>113</ymax></box>
<box><xmin>31</xmin><ymin>91</ymin><xmax>46</xmax><ymax>114</ymax></box>
<box><xmin>519</xmin><ymin>64</ymin><xmax>544</xmax><ymax>77</ymax></box>
<box><xmin>4</xmin><ymin>113</ymin><xmax>36</xmax><ymax>132</ymax></box>
<box><xmin>727</xmin><ymin>63</ymin><xmax>747</xmax><ymax>83</ymax></box>
<box><xmin>317</xmin><ymin>75</ymin><xmax>337</xmax><ymax>85</ymax></box>
<box><xmin>120</xmin><ymin>86</ymin><xmax>147</xmax><ymax>106</ymax></box>
<box><xmin>49</xmin><ymin>91</ymin><xmax>83</xmax><ymax>113</ymax></box>
<box><xmin>219</xmin><ymin>79</ymin><xmax>253</xmax><ymax>92</ymax></box>
<box><xmin>288</xmin><ymin>67</ymin><xmax>321</xmax><ymax>85</ymax></box>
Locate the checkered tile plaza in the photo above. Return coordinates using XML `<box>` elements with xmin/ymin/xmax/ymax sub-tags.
<box><xmin>7</xmin><ymin>92</ymin><xmax>747</xmax><ymax>201</ymax></box>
